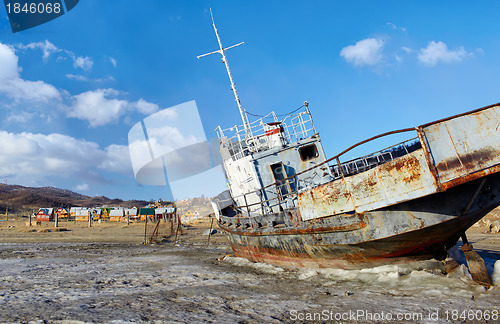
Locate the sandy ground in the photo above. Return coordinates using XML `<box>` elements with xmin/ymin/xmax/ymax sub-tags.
<box><xmin>0</xmin><ymin>217</ymin><xmax>228</xmax><ymax>245</ymax></box>
<box><xmin>0</xmin><ymin>217</ymin><xmax>499</xmax><ymax>323</ymax></box>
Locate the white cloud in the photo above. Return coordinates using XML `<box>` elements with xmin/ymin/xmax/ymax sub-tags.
<box><xmin>0</xmin><ymin>43</ymin><xmax>61</xmax><ymax>102</ymax></box>
<box><xmin>1</xmin><ymin>41</ymin><xmax>156</xmax><ymax>127</ymax></box>
<box><xmin>417</xmin><ymin>41</ymin><xmax>471</xmax><ymax>66</ymax></box>
<box><xmin>0</xmin><ymin>43</ymin><xmax>21</xmax><ymax>79</ymax></box>
<box><xmin>0</xmin><ymin>131</ymin><xmax>41</xmax><ymax>156</ymax></box>
<box><xmin>387</xmin><ymin>22</ymin><xmax>406</xmax><ymax>32</ymax></box>
<box><xmin>72</xmin><ymin>55</ymin><xmax>93</xmax><ymax>71</ymax></box>
<box><xmin>65</xmin><ymin>89</ymin><xmax>160</xmax><ymax>127</ymax></box>
<box><xmin>135</xmin><ymin>98</ymin><xmax>159</xmax><ymax>114</ymax></box>
<box><xmin>0</xmin><ymin>131</ymin><xmax>133</xmax><ymax>186</ymax></box>
<box><xmin>146</xmin><ymin>125</ymin><xmax>199</xmax><ymax>156</ymax></box>
<box><xmin>128</xmin><ymin>102</ymin><xmax>207</xmax><ymax>185</ymax></box>
<box><xmin>75</xmin><ymin>183</ymin><xmax>89</xmax><ymax>191</ymax></box>
<box><xmin>340</xmin><ymin>38</ymin><xmax>384</xmax><ymax>67</ymax></box>
<box><xmin>0</xmin><ymin>131</ymin><xmax>99</xmax><ymax>177</ymax></box>
<box><xmin>18</xmin><ymin>40</ymin><xmax>94</xmax><ymax>71</ymax></box>
<box><xmin>6</xmin><ymin>111</ymin><xmax>35</xmax><ymax>123</ymax></box>
<box><xmin>128</xmin><ymin>123</ymin><xmax>200</xmax><ymax>179</ymax></box>
<box><xmin>65</xmin><ymin>74</ymin><xmax>89</xmax><ymax>82</ymax></box>
<box><xmin>66</xmin><ymin>89</ymin><xmax>129</xmax><ymax>127</ymax></box>
<box><xmin>0</xmin><ymin>78</ymin><xmax>61</xmax><ymax>102</ymax></box>
<box><xmin>66</xmin><ymin>74</ymin><xmax>115</xmax><ymax>83</ymax></box>
<box><xmin>17</xmin><ymin>40</ymin><xmax>61</xmax><ymax>61</ymax></box>
<box><xmin>110</xmin><ymin>57</ymin><xmax>117</xmax><ymax>67</ymax></box>
<box><xmin>99</xmin><ymin>144</ymin><xmax>133</xmax><ymax>174</ymax></box>
<box><xmin>149</xmin><ymin>106</ymin><xmax>178</xmax><ymax>120</ymax></box>
<box><xmin>401</xmin><ymin>46</ymin><xmax>412</xmax><ymax>54</ymax></box>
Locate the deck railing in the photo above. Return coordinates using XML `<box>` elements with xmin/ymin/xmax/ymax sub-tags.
<box><xmin>214</xmin><ymin>102</ymin><xmax>500</xmax><ymax>222</ymax></box>
<box><xmin>215</xmin><ymin>106</ymin><xmax>316</xmax><ymax>160</ymax></box>
<box><xmin>213</xmin><ymin>128</ymin><xmax>421</xmax><ymax>218</ymax></box>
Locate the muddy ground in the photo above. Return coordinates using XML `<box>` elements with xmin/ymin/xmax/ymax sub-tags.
<box><xmin>0</xmin><ymin>217</ymin><xmax>499</xmax><ymax>323</ymax></box>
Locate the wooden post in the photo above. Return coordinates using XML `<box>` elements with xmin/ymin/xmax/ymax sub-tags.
<box><xmin>174</xmin><ymin>213</ymin><xmax>181</xmax><ymax>242</ymax></box>
<box><xmin>28</xmin><ymin>212</ymin><xmax>32</xmax><ymax>226</ymax></box>
<box><xmin>144</xmin><ymin>213</ymin><xmax>148</xmax><ymax>244</ymax></box>
<box><xmin>127</xmin><ymin>212</ymin><xmax>130</xmax><ymax>225</ymax></box>
<box><xmin>88</xmin><ymin>211</ymin><xmax>91</xmax><ymax>228</ymax></box>
<box><xmin>150</xmin><ymin>219</ymin><xmax>161</xmax><ymax>243</ymax></box>
<box><xmin>55</xmin><ymin>213</ymin><xmax>58</xmax><ymax>228</ymax></box>
<box><xmin>5</xmin><ymin>208</ymin><xmax>8</xmax><ymax>221</ymax></box>
<box><xmin>207</xmin><ymin>217</ymin><xmax>214</xmax><ymax>246</ymax></box>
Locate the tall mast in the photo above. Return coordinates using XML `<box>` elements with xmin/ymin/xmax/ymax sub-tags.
<box><xmin>197</xmin><ymin>8</ymin><xmax>251</xmax><ymax>136</ymax></box>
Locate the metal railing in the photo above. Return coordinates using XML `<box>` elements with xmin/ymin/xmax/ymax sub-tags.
<box><xmin>215</xmin><ymin>106</ymin><xmax>317</xmax><ymax>160</ymax></box>
<box><xmin>215</xmin><ymin>102</ymin><xmax>500</xmax><ymax>223</ymax></box>
<box><xmin>214</xmin><ymin>128</ymin><xmax>422</xmax><ymax>219</ymax></box>
<box><xmin>331</xmin><ymin>137</ymin><xmax>421</xmax><ymax>178</ymax></box>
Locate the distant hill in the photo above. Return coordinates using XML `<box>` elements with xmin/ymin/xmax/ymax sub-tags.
<box><xmin>0</xmin><ymin>184</ymin><xmax>148</xmax><ymax>216</ymax></box>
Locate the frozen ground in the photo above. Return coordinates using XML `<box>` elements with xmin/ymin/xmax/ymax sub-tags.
<box><xmin>0</xmin><ymin>242</ymin><xmax>499</xmax><ymax>323</ymax></box>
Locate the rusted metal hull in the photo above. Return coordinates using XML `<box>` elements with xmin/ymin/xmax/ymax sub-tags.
<box><xmin>219</xmin><ymin>172</ymin><xmax>500</xmax><ymax>269</ymax></box>
<box><xmin>297</xmin><ymin>104</ymin><xmax>500</xmax><ymax>220</ymax></box>
<box><xmin>215</xmin><ymin>102</ymin><xmax>500</xmax><ymax>269</ymax></box>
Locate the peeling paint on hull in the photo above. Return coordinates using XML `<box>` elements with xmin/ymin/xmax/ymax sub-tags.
<box><xmin>215</xmin><ymin>102</ymin><xmax>500</xmax><ymax>269</ymax></box>
<box><xmin>219</xmin><ymin>173</ymin><xmax>500</xmax><ymax>269</ymax></box>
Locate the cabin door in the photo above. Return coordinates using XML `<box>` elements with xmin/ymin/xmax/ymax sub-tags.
<box><xmin>270</xmin><ymin>162</ymin><xmax>292</xmax><ymax>198</ymax></box>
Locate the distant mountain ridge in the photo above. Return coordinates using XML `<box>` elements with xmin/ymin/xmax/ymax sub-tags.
<box><xmin>0</xmin><ymin>184</ymin><xmax>148</xmax><ymax>215</ymax></box>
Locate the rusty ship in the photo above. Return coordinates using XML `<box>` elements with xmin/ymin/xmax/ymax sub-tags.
<box><xmin>201</xmin><ymin>12</ymin><xmax>500</xmax><ymax>275</ymax></box>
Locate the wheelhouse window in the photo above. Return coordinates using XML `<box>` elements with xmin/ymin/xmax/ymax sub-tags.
<box><xmin>299</xmin><ymin>144</ymin><xmax>318</xmax><ymax>161</ymax></box>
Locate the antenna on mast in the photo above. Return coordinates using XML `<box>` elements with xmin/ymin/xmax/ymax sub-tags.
<box><xmin>197</xmin><ymin>7</ymin><xmax>251</xmax><ymax>136</ymax></box>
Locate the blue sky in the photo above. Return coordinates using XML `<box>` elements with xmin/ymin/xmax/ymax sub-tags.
<box><xmin>0</xmin><ymin>1</ymin><xmax>499</xmax><ymax>201</ymax></box>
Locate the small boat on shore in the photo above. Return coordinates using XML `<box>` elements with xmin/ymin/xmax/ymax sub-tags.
<box><xmin>201</xmin><ymin>11</ymin><xmax>500</xmax><ymax>286</ymax></box>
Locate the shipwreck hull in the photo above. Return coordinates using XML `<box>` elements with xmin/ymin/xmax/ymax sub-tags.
<box><xmin>203</xmin><ymin>18</ymin><xmax>500</xmax><ymax>270</ymax></box>
<box><xmin>219</xmin><ymin>172</ymin><xmax>500</xmax><ymax>269</ymax></box>
<box><xmin>213</xmin><ymin>102</ymin><xmax>500</xmax><ymax>269</ymax></box>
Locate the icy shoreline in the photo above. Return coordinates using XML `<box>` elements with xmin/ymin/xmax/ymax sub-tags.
<box><xmin>0</xmin><ymin>242</ymin><xmax>498</xmax><ymax>323</ymax></box>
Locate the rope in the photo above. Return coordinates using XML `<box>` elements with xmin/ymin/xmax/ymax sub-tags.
<box><xmin>245</xmin><ymin>104</ymin><xmax>305</xmax><ymax>118</ymax></box>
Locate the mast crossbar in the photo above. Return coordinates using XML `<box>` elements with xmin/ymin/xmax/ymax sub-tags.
<box><xmin>197</xmin><ymin>8</ymin><xmax>251</xmax><ymax>136</ymax></box>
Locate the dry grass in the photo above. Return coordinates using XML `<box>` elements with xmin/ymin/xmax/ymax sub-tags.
<box><xmin>0</xmin><ymin>216</ymin><xmax>227</xmax><ymax>245</ymax></box>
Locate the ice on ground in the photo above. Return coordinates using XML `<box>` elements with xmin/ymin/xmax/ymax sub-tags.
<box><xmin>493</xmin><ymin>260</ymin><xmax>500</xmax><ymax>286</ymax></box>
<box><xmin>223</xmin><ymin>256</ymin><xmax>285</xmax><ymax>274</ymax></box>
<box><xmin>0</xmin><ymin>243</ymin><xmax>498</xmax><ymax>323</ymax></box>
<box><xmin>223</xmin><ymin>254</ymin><xmax>499</xmax><ymax>301</ymax></box>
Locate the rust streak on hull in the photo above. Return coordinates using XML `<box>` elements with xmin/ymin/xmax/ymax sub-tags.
<box><xmin>212</xmin><ymin>98</ymin><xmax>500</xmax><ymax>273</ymax></box>
<box><xmin>219</xmin><ymin>220</ymin><xmax>367</xmax><ymax>236</ymax></box>
<box><xmin>224</xmin><ymin>213</ymin><xmax>487</xmax><ymax>269</ymax></box>
<box><xmin>219</xmin><ymin>172</ymin><xmax>500</xmax><ymax>269</ymax></box>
